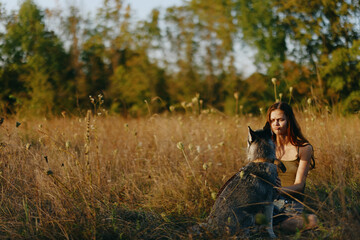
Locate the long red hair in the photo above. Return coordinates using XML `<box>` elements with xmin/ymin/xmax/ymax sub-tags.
<box><xmin>266</xmin><ymin>102</ymin><xmax>308</xmax><ymax>146</ymax></box>
<box><xmin>266</xmin><ymin>102</ymin><xmax>315</xmax><ymax>168</ymax></box>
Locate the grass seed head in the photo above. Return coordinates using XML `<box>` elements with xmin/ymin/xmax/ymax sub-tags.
<box><xmin>211</xmin><ymin>192</ymin><xmax>217</xmax><ymax>200</ymax></box>
<box><xmin>177</xmin><ymin>142</ymin><xmax>184</xmax><ymax>150</ymax></box>
<box><xmin>307</xmin><ymin>98</ymin><xmax>312</xmax><ymax>105</ymax></box>
<box><xmin>271</xmin><ymin>78</ymin><xmax>277</xmax><ymax>85</ymax></box>
<box><xmin>234</xmin><ymin>92</ymin><xmax>239</xmax><ymax>100</ymax></box>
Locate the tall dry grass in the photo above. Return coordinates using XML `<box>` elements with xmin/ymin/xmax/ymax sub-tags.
<box><xmin>0</xmin><ymin>111</ymin><xmax>359</xmax><ymax>239</ymax></box>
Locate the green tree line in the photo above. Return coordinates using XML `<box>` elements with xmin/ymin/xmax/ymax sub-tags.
<box><xmin>0</xmin><ymin>0</ymin><xmax>359</xmax><ymax>117</ymax></box>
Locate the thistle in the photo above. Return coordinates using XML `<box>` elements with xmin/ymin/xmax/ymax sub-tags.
<box><xmin>177</xmin><ymin>142</ymin><xmax>184</xmax><ymax>150</ymax></box>
<box><xmin>234</xmin><ymin>92</ymin><xmax>239</xmax><ymax>115</ymax></box>
<box><xmin>307</xmin><ymin>98</ymin><xmax>312</xmax><ymax>105</ymax></box>
<box><xmin>65</xmin><ymin>141</ymin><xmax>70</xmax><ymax>149</ymax></box>
<box><xmin>89</xmin><ymin>95</ymin><xmax>95</xmax><ymax>104</ymax></box>
<box><xmin>272</xmin><ymin>78</ymin><xmax>278</xmax><ymax>102</ymax></box>
<box><xmin>259</xmin><ymin>107</ymin><xmax>264</xmax><ymax>115</ymax></box>
<box><xmin>288</xmin><ymin>87</ymin><xmax>293</xmax><ymax>104</ymax></box>
<box><xmin>177</xmin><ymin>141</ymin><xmax>196</xmax><ymax>181</ymax></box>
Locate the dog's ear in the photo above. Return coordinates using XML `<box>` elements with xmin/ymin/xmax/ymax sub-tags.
<box><xmin>248</xmin><ymin>126</ymin><xmax>256</xmax><ymax>144</ymax></box>
<box><xmin>274</xmin><ymin>159</ymin><xmax>287</xmax><ymax>173</ymax></box>
<box><xmin>263</xmin><ymin>122</ymin><xmax>273</xmax><ymax>136</ymax></box>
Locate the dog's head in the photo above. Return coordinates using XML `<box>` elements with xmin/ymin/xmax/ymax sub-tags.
<box><xmin>247</xmin><ymin>122</ymin><xmax>286</xmax><ymax>173</ymax></box>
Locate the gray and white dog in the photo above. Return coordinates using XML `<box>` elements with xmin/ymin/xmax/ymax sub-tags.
<box><xmin>205</xmin><ymin>123</ymin><xmax>286</xmax><ymax>238</ymax></box>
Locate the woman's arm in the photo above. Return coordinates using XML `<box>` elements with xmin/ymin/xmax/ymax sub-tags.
<box><xmin>280</xmin><ymin>144</ymin><xmax>313</xmax><ymax>196</ymax></box>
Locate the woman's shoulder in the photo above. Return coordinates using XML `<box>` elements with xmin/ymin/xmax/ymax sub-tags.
<box><xmin>300</xmin><ymin>143</ymin><xmax>313</xmax><ymax>150</ymax></box>
<box><xmin>298</xmin><ymin>144</ymin><xmax>313</xmax><ymax>161</ymax></box>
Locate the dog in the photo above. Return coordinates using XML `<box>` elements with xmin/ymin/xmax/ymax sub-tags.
<box><xmin>204</xmin><ymin>123</ymin><xmax>286</xmax><ymax>238</ymax></box>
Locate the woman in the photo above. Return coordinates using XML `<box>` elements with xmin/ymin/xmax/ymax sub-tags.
<box><xmin>266</xmin><ymin>102</ymin><xmax>317</xmax><ymax>233</ymax></box>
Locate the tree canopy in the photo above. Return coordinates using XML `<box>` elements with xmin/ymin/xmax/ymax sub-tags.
<box><xmin>0</xmin><ymin>0</ymin><xmax>359</xmax><ymax>116</ymax></box>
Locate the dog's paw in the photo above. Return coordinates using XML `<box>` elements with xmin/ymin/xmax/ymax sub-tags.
<box><xmin>267</xmin><ymin>229</ymin><xmax>277</xmax><ymax>238</ymax></box>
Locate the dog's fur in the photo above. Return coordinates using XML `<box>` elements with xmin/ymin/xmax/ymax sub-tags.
<box><xmin>204</xmin><ymin>123</ymin><xmax>286</xmax><ymax>238</ymax></box>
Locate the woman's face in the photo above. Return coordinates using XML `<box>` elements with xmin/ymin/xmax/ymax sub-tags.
<box><xmin>270</xmin><ymin>109</ymin><xmax>288</xmax><ymax>136</ymax></box>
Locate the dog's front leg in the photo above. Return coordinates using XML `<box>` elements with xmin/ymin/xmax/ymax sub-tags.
<box><xmin>265</xmin><ymin>203</ymin><xmax>276</xmax><ymax>238</ymax></box>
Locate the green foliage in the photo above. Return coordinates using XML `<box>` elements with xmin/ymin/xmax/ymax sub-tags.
<box><xmin>0</xmin><ymin>0</ymin><xmax>359</xmax><ymax>116</ymax></box>
<box><xmin>81</xmin><ymin>32</ymin><xmax>109</xmax><ymax>98</ymax></box>
<box><xmin>342</xmin><ymin>91</ymin><xmax>360</xmax><ymax>114</ymax></box>
<box><xmin>239</xmin><ymin>73</ymin><xmax>274</xmax><ymax>114</ymax></box>
<box><xmin>234</xmin><ymin>0</ymin><xmax>287</xmax><ymax>70</ymax></box>
<box><xmin>108</xmin><ymin>57</ymin><xmax>169</xmax><ymax>116</ymax></box>
<box><xmin>0</xmin><ymin>0</ymin><xmax>72</xmax><ymax>115</ymax></box>
<box><xmin>273</xmin><ymin>0</ymin><xmax>360</xmax><ymax>109</ymax></box>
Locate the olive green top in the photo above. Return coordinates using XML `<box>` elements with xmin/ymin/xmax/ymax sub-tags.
<box><xmin>278</xmin><ymin>159</ymin><xmax>300</xmax><ymax>188</ymax></box>
<box><xmin>277</xmin><ymin>147</ymin><xmax>305</xmax><ymax>201</ymax></box>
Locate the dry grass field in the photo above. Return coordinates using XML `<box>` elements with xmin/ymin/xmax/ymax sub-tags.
<box><xmin>0</xmin><ymin>109</ymin><xmax>359</xmax><ymax>239</ymax></box>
